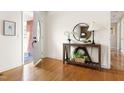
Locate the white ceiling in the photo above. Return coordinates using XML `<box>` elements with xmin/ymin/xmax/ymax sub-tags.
<box><xmin>111</xmin><ymin>11</ymin><xmax>124</xmax><ymax>23</ymax></box>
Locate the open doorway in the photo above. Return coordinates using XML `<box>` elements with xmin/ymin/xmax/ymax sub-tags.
<box><xmin>23</xmin><ymin>11</ymin><xmax>34</xmax><ymax>64</ymax></box>
<box><xmin>111</xmin><ymin>11</ymin><xmax>124</xmax><ymax>71</ymax></box>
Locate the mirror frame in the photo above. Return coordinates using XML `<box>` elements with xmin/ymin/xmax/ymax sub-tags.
<box><xmin>73</xmin><ymin>23</ymin><xmax>91</xmax><ymax>42</ymax></box>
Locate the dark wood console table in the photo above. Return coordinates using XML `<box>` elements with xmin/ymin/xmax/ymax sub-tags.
<box><xmin>63</xmin><ymin>43</ymin><xmax>101</xmax><ymax>70</ymax></box>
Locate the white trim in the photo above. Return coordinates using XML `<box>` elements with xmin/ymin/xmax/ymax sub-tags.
<box><xmin>0</xmin><ymin>64</ymin><xmax>22</xmax><ymax>73</ymax></box>
<box><xmin>121</xmin><ymin>50</ymin><xmax>124</xmax><ymax>54</ymax></box>
<box><xmin>34</xmin><ymin>58</ymin><xmax>42</xmax><ymax>66</ymax></box>
<box><xmin>21</xmin><ymin>11</ymin><xmax>24</xmax><ymax>65</ymax></box>
<box><xmin>101</xmin><ymin>64</ymin><xmax>110</xmax><ymax>69</ymax></box>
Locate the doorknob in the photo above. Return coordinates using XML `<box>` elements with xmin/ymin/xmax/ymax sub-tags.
<box><xmin>32</xmin><ymin>40</ymin><xmax>37</xmax><ymax>47</ymax></box>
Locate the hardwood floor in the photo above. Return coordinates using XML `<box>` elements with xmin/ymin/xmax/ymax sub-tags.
<box><xmin>111</xmin><ymin>49</ymin><xmax>124</xmax><ymax>71</ymax></box>
<box><xmin>1</xmin><ymin>56</ymin><xmax>124</xmax><ymax>81</ymax></box>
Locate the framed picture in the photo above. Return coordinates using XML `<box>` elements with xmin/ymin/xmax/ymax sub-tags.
<box><xmin>3</xmin><ymin>20</ymin><xmax>16</xmax><ymax>36</ymax></box>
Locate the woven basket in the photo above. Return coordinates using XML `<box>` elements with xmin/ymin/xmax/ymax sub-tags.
<box><xmin>74</xmin><ymin>58</ymin><xmax>85</xmax><ymax>63</ymax></box>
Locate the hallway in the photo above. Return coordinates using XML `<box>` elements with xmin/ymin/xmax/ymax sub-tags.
<box><xmin>111</xmin><ymin>49</ymin><xmax>124</xmax><ymax>71</ymax></box>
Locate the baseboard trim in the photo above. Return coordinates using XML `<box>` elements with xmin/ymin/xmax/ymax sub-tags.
<box><xmin>0</xmin><ymin>64</ymin><xmax>23</xmax><ymax>73</ymax></box>
<box><xmin>101</xmin><ymin>64</ymin><xmax>110</xmax><ymax>69</ymax></box>
<box><xmin>44</xmin><ymin>57</ymin><xmax>62</xmax><ymax>62</ymax></box>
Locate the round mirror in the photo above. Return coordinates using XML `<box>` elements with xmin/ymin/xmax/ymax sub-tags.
<box><xmin>37</xmin><ymin>20</ymin><xmax>41</xmax><ymax>42</ymax></box>
<box><xmin>73</xmin><ymin>23</ymin><xmax>91</xmax><ymax>42</ymax></box>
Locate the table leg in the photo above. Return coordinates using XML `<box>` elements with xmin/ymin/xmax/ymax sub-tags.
<box><xmin>99</xmin><ymin>46</ymin><xmax>101</xmax><ymax>70</ymax></box>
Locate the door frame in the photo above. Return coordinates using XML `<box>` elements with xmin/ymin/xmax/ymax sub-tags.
<box><xmin>21</xmin><ymin>11</ymin><xmax>34</xmax><ymax>65</ymax></box>
<box><xmin>21</xmin><ymin>11</ymin><xmax>24</xmax><ymax>65</ymax></box>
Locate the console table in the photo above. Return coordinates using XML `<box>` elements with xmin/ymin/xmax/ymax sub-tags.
<box><xmin>63</xmin><ymin>43</ymin><xmax>101</xmax><ymax>70</ymax></box>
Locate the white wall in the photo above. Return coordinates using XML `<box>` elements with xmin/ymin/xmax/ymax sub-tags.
<box><xmin>0</xmin><ymin>11</ymin><xmax>111</xmax><ymax>72</ymax></box>
<box><xmin>0</xmin><ymin>12</ymin><xmax>22</xmax><ymax>72</ymax></box>
<box><xmin>46</xmin><ymin>11</ymin><xmax>111</xmax><ymax>69</ymax></box>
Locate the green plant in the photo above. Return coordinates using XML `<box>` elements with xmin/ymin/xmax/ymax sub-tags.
<box><xmin>73</xmin><ymin>51</ymin><xmax>90</xmax><ymax>61</ymax></box>
<box><xmin>73</xmin><ymin>51</ymin><xmax>83</xmax><ymax>58</ymax></box>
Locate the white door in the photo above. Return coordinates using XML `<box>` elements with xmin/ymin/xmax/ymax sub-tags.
<box><xmin>32</xmin><ymin>12</ymin><xmax>43</xmax><ymax>65</ymax></box>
